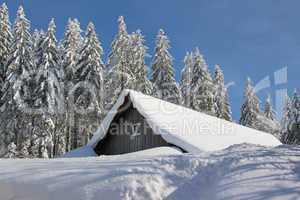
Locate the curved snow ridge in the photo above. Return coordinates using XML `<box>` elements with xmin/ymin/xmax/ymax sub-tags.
<box><xmin>166</xmin><ymin>144</ymin><xmax>300</xmax><ymax>200</ymax></box>
<box><xmin>0</xmin><ymin>144</ymin><xmax>300</xmax><ymax>200</ymax></box>
<box><xmin>89</xmin><ymin>90</ymin><xmax>280</xmax><ymax>153</ymax></box>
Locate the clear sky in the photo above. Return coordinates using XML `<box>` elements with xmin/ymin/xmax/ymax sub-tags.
<box><xmin>4</xmin><ymin>0</ymin><xmax>300</xmax><ymax>120</ymax></box>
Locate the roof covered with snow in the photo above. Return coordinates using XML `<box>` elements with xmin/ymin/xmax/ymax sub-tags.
<box><xmin>88</xmin><ymin>90</ymin><xmax>281</xmax><ymax>153</ymax></box>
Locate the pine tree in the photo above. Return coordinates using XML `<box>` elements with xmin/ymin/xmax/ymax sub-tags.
<box><xmin>284</xmin><ymin>90</ymin><xmax>300</xmax><ymax>144</ymax></box>
<box><xmin>6</xmin><ymin>6</ymin><xmax>33</xmax><ymax>76</ymax></box>
<box><xmin>0</xmin><ymin>6</ymin><xmax>34</xmax><ymax>156</ymax></box>
<box><xmin>18</xmin><ymin>138</ymin><xmax>30</xmax><ymax>158</ymax></box>
<box><xmin>61</xmin><ymin>18</ymin><xmax>83</xmax><ymax>87</ymax></box>
<box><xmin>129</xmin><ymin>30</ymin><xmax>153</xmax><ymax>95</ymax></box>
<box><xmin>35</xmin><ymin>19</ymin><xmax>65</xmax><ymax>157</ymax></box>
<box><xmin>213</xmin><ymin>64</ymin><xmax>232</xmax><ymax>121</ymax></box>
<box><xmin>39</xmin><ymin>140</ymin><xmax>49</xmax><ymax>158</ymax></box>
<box><xmin>3</xmin><ymin>142</ymin><xmax>17</xmax><ymax>158</ymax></box>
<box><xmin>264</xmin><ymin>94</ymin><xmax>276</xmax><ymax>121</ymax></box>
<box><xmin>190</xmin><ymin>48</ymin><xmax>215</xmax><ymax>115</ymax></box>
<box><xmin>72</xmin><ymin>22</ymin><xmax>104</xmax><ymax>148</ymax></box>
<box><xmin>151</xmin><ymin>29</ymin><xmax>181</xmax><ymax>104</ymax></box>
<box><xmin>61</xmin><ymin>18</ymin><xmax>83</xmax><ymax>152</ymax></box>
<box><xmin>35</xmin><ymin>19</ymin><xmax>63</xmax><ymax>114</ymax></box>
<box><xmin>0</xmin><ymin>3</ymin><xmax>12</xmax><ymax>99</ymax></box>
<box><xmin>38</xmin><ymin>19</ymin><xmax>62</xmax><ymax>83</ymax></box>
<box><xmin>261</xmin><ymin>94</ymin><xmax>280</xmax><ymax>137</ymax></box>
<box><xmin>105</xmin><ymin>16</ymin><xmax>132</xmax><ymax>109</ymax></box>
<box><xmin>0</xmin><ymin>3</ymin><xmax>12</xmax><ymax>154</ymax></box>
<box><xmin>29</xmin><ymin>129</ymin><xmax>40</xmax><ymax>158</ymax></box>
<box><xmin>281</xmin><ymin>95</ymin><xmax>292</xmax><ymax>143</ymax></box>
<box><xmin>32</xmin><ymin>29</ymin><xmax>45</xmax><ymax>68</ymax></box>
<box><xmin>74</xmin><ymin>22</ymin><xmax>104</xmax><ymax>108</ymax></box>
<box><xmin>180</xmin><ymin>51</ymin><xmax>194</xmax><ymax>107</ymax></box>
<box><xmin>240</xmin><ymin>78</ymin><xmax>260</xmax><ymax>128</ymax></box>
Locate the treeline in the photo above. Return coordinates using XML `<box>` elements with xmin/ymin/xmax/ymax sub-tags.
<box><xmin>0</xmin><ymin>5</ymin><xmax>297</xmax><ymax>158</ymax></box>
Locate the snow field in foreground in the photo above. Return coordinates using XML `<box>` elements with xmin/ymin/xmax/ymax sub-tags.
<box><xmin>0</xmin><ymin>144</ymin><xmax>300</xmax><ymax>200</ymax></box>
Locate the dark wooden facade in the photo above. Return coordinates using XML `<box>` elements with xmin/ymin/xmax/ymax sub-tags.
<box><xmin>95</xmin><ymin>102</ymin><xmax>170</xmax><ymax>155</ymax></box>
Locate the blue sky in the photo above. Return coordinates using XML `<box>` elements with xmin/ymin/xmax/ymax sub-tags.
<box><xmin>4</xmin><ymin>0</ymin><xmax>300</xmax><ymax>120</ymax></box>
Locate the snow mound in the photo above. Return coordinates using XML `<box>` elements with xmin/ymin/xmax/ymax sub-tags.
<box><xmin>89</xmin><ymin>90</ymin><xmax>281</xmax><ymax>153</ymax></box>
<box><xmin>63</xmin><ymin>146</ymin><xmax>98</xmax><ymax>158</ymax></box>
<box><xmin>65</xmin><ymin>146</ymin><xmax>182</xmax><ymax>158</ymax></box>
<box><xmin>0</xmin><ymin>144</ymin><xmax>300</xmax><ymax>200</ymax></box>
<box><xmin>103</xmin><ymin>146</ymin><xmax>183</xmax><ymax>158</ymax></box>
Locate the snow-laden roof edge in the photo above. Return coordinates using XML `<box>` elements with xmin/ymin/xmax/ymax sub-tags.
<box><xmin>88</xmin><ymin>90</ymin><xmax>281</xmax><ymax>153</ymax></box>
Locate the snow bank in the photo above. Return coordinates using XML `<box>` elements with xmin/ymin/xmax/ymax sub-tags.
<box><xmin>0</xmin><ymin>144</ymin><xmax>299</xmax><ymax>200</ymax></box>
<box><xmin>65</xmin><ymin>146</ymin><xmax>182</xmax><ymax>158</ymax></box>
<box><xmin>89</xmin><ymin>90</ymin><xmax>281</xmax><ymax>153</ymax></box>
<box><xmin>103</xmin><ymin>146</ymin><xmax>182</xmax><ymax>158</ymax></box>
<box><xmin>63</xmin><ymin>146</ymin><xmax>98</xmax><ymax>158</ymax></box>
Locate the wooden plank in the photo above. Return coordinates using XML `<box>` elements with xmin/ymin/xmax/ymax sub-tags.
<box><xmin>95</xmin><ymin>104</ymin><xmax>170</xmax><ymax>155</ymax></box>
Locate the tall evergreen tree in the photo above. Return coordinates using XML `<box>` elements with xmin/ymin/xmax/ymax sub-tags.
<box><xmin>213</xmin><ymin>64</ymin><xmax>232</xmax><ymax>121</ymax></box>
<box><xmin>105</xmin><ymin>16</ymin><xmax>131</xmax><ymax>109</ymax></box>
<box><xmin>283</xmin><ymin>90</ymin><xmax>300</xmax><ymax>144</ymax></box>
<box><xmin>190</xmin><ymin>48</ymin><xmax>215</xmax><ymax>115</ymax></box>
<box><xmin>180</xmin><ymin>51</ymin><xmax>194</xmax><ymax>107</ymax></box>
<box><xmin>240</xmin><ymin>78</ymin><xmax>261</xmax><ymax>128</ymax></box>
<box><xmin>151</xmin><ymin>29</ymin><xmax>181</xmax><ymax>104</ymax></box>
<box><xmin>0</xmin><ymin>3</ymin><xmax>12</xmax><ymax>99</ymax></box>
<box><xmin>281</xmin><ymin>95</ymin><xmax>292</xmax><ymax>143</ymax></box>
<box><xmin>61</xmin><ymin>18</ymin><xmax>83</xmax><ymax>86</ymax></box>
<box><xmin>35</xmin><ymin>19</ymin><xmax>65</xmax><ymax>157</ymax></box>
<box><xmin>130</xmin><ymin>30</ymin><xmax>153</xmax><ymax>95</ymax></box>
<box><xmin>0</xmin><ymin>3</ymin><xmax>12</xmax><ymax>154</ymax></box>
<box><xmin>32</xmin><ymin>29</ymin><xmax>45</xmax><ymax>68</ymax></box>
<box><xmin>262</xmin><ymin>94</ymin><xmax>280</xmax><ymax>137</ymax></box>
<box><xmin>73</xmin><ymin>22</ymin><xmax>104</xmax><ymax>148</ymax></box>
<box><xmin>0</xmin><ymin>6</ymin><xmax>34</xmax><ymax>157</ymax></box>
<box><xmin>61</xmin><ymin>18</ymin><xmax>83</xmax><ymax>152</ymax></box>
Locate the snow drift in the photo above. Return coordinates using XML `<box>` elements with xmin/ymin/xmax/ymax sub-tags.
<box><xmin>0</xmin><ymin>144</ymin><xmax>299</xmax><ymax>200</ymax></box>
<box><xmin>88</xmin><ymin>90</ymin><xmax>281</xmax><ymax>154</ymax></box>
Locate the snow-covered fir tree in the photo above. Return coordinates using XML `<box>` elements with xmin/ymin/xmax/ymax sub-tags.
<box><xmin>213</xmin><ymin>64</ymin><xmax>232</xmax><ymax>121</ymax></box>
<box><xmin>61</xmin><ymin>18</ymin><xmax>83</xmax><ymax>86</ymax></box>
<box><xmin>239</xmin><ymin>79</ymin><xmax>279</xmax><ymax>134</ymax></box>
<box><xmin>240</xmin><ymin>78</ymin><xmax>261</xmax><ymax>128</ymax></box>
<box><xmin>0</xmin><ymin>3</ymin><xmax>12</xmax><ymax>154</ymax></box>
<box><xmin>262</xmin><ymin>94</ymin><xmax>280</xmax><ymax>137</ymax></box>
<box><xmin>61</xmin><ymin>18</ymin><xmax>83</xmax><ymax>152</ymax></box>
<box><xmin>129</xmin><ymin>30</ymin><xmax>153</xmax><ymax>95</ymax></box>
<box><xmin>36</xmin><ymin>19</ymin><xmax>62</xmax><ymax>85</ymax></box>
<box><xmin>105</xmin><ymin>16</ymin><xmax>132</xmax><ymax>109</ymax></box>
<box><xmin>280</xmin><ymin>95</ymin><xmax>292</xmax><ymax>143</ymax></box>
<box><xmin>189</xmin><ymin>48</ymin><xmax>215</xmax><ymax>115</ymax></box>
<box><xmin>35</xmin><ymin>19</ymin><xmax>65</xmax><ymax>157</ymax></box>
<box><xmin>0</xmin><ymin>3</ymin><xmax>12</xmax><ymax>100</ymax></box>
<box><xmin>283</xmin><ymin>90</ymin><xmax>300</xmax><ymax>144</ymax></box>
<box><xmin>18</xmin><ymin>138</ymin><xmax>30</xmax><ymax>158</ymax></box>
<box><xmin>0</xmin><ymin>6</ymin><xmax>34</xmax><ymax>157</ymax></box>
<box><xmin>151</xmin><ymin>29</ymin><xmax>181</xmax><ymax>104</ymax></box>
<box><xmin>180</xmin><ymin>51</ymin><xmax>194</xmax><ymax>107</ymax></box>
<box><xmin>3</xmin><ymin>142</ymin><xmax>17</xmax><ymax>158</ymax></box>
<box><xmin>72</xmin><ymin>22</ymin><xmax>104</xmax><ymax>148</ymax></box>
<box><xmin>32</xmin><ymin>29</ymin><xmax>45</xmax><ymax>67</ymax></box>
<box><xmin>264</xmin><ymin>94</ymin><xmax>276</xmax><ymax>121</ymax></box>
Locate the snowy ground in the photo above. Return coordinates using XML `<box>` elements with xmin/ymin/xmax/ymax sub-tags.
<box><xmin>0</xmin><ymin>144</ymin><xmax>300</xmax><ymax>200</ymax></box>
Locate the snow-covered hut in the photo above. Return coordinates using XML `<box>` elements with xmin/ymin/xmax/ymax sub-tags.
<box><xmin>86</xmin><ymin>90</ymin><xmax>281</xmax><ymax>155</ymax></box>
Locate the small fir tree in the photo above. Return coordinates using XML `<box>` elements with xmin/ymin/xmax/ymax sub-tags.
<box><xmin>190</xmin><ymin>48</ymin><xmax>215</xmax><ymax>115</ymax></box>
<box><xmin>213</xmin><ymin>64</ymin><xmax>232</xmax><ymax>121</ymax></box>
